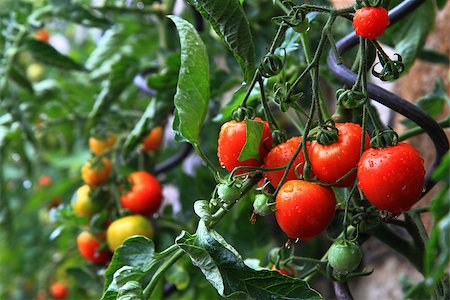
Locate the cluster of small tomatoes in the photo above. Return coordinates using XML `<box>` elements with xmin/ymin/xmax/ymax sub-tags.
<box><xmin>218</xmin><ymin>117</ymin><xmax>425</xmax><ymax>272</ymax></box>
<box><xmin>71</xmin><ymin>127</ymin><xmax>165</xmax><ymax>271</ymax></box>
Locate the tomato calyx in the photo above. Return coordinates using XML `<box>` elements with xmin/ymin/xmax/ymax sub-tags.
<box><xmin>369</xmin><ymin>128</ymin><xmax>398</xmax><ymax>149</ymax></box>
<box><xmin>336</xmin><ymin>88</ymin><xmax>367</xmax><ymax>109</ymax></box>
<box><xmin>232</xmin><ymin>107</ymin><xmax>255</xmax><ymax>122</ymax></box>
<box><xmin>354</xmin><ymin>0</ymin><xmax>383</xmax><ymax>9</ymax></box>
<box><xmin>315</xmin><ymin>119</ymin><xmax>339</xmax><ymax>146</ymax></box>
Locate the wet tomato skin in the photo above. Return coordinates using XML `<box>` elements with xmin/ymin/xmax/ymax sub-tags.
<box><xmin>357</xmin><ymin>142</ymin><xmax>425</xmax><ymax>215</ymax></box>
<box><xmin>218</xmin><ymin>118</ymin><xmax>272</xmax><ymax>174</ymax></box>
<box><xmin>309</xmin><ymin>123</ymin><xmax>370</xmax><ymax>187</ymax></box>
<box><xmin>275</xmin><ymin>180</ymin><xmax>336</xmax><ymax>240</ymax></box>
<box><xmin>353</xmin><ymin>6</ymin><xmax>390</xmax><ymax>40</ymax></box>
<box><xmin>263</xmin><ymin>137</ymin><xmax>309</xmax><ymax>188</ymax></box>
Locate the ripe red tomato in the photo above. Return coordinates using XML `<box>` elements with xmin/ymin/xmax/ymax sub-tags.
<box><xmin>275</xmin><ymin>180</ymin><xmax>336</xmax><ymax>240</ymax></box>
<box><xmin>77</xmin><ymin>231</ymin><xmax>111</xmax><ymax>264</ymax></box>
<box><xmin>89</xmin><ymin>134</ymin><xmax>116</xmax><ymax>155</ymax></box>
<box><xmin>309</xmin><ymin>123</ymin><xmax>370</xmax><ymax>187</ymax></box>
<box><xmin>35</xmin><ymin>29</ymin><xmax>50</xmax><ymax>42</ymax></box>
<box><xmin>353</xmin><ymin>6</ymin><xmax>390</xmax><ymax>40</ymax></box>
<box><xmin>218</xmin><ymin>117</ymin><xmax>272</xmax><ymax>174</ymax></box>
<box><xmin>49</xmin><ymin>282</ymin><xmax>68</xmax><ymax>299</ymax></box>
<box><xmin>38</xmin><ymin>175</ymin><xmax>52</xmax><ymax>187</ymax></box>
<box><xmin>142</xmin><ymin>126</ymin><xmax>163</xmax><ymax>152</ymax></box>
<box><xmin>121</xmin><ymin>171</ymin><xmax>163</xmax><ymax>215</ymax></box>
<box><xmin>263</xmin><ymin>137</ymin><xmax>309</xmax><ymax>188</ymax></box>
<box><xmin>81</xmin><ymin>157</ymin><xmax>112</xmax><ymax>187</ymax></box>
<box><xmin>357</xmin><ymin>142</ymin><xmax>425</xmax><ymax>215</ymax></box>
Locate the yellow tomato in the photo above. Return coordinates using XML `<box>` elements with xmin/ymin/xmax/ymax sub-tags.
<box><xmin>71</xmin><ymin>185</ymin><xmax>100</xmax><ymax>217</ymax></box>
<box><xmin>106</xmin><ymin>215</ymin><xmax>154</xmax><ymax>251</ymax></box>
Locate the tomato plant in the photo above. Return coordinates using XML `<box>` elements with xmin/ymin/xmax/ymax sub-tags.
<box><xmin>0</xmin><ymin>0</ymin><xmax>449</xmax><ymax>299</ymax></box>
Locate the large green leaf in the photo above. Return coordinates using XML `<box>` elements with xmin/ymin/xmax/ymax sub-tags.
<box><xmin>86</xmin><ymin>26</ymin><xmax>127</xmax><ymax>71</ymax></box>
<box><xmin>176</xmin><ymin>221</ymin><xmax>321</xmax><ymax>299</ymax></box>
<box><xmin>24</xmin><ymin>38</ymin><xmax>85</xmax><ymax>71</ymax></box>
<box><xmin>187</xmin><ymin>0</ymin><xmax>256</xmax><ymax>82</ymax></box>
<box><xmin>168</xmin><ymin>15</ymin><xmax>210</xmax><ymax>146</ymax></box>
<box><xmin>384</xmin><ymin>1</ymin><xmax>435</xmax><ymax>71</ymax></box>
<box><xmin>49</xmin><ymin>0</ymin><xmax>111</xmax><ymax>28</ymax></box>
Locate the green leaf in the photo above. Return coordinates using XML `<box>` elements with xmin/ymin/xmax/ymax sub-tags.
<box><xmin>122</xmin><ymin>98</ymin><xmax>172</xmax><ymax>156</ymax></box>
<box><xmin>86</xmin><ymin>26</ymin><xmax>127</xmax><ymax>71</ymax></box>
<box><xmin>104</xmin><ymin>237</ymin><xmax>156</xmax><ymax>288</ymax></box>
<box><xmin>50</xmin><ymin>1</ymin><xmax>111</xmax><ymax>28</ymax></box>
<box><xmin>168</xmin><ymin>15</ymin><xmax>210</xmax><ymax>146</ymax></box>
<box><xmin>275</xmin><ymin>28</ymin><xmax>301</xmax><ymax>56</ymax></box>
<box><xmin>87</xmin><ymin>55</ymin><xmax>139</xmax><ymax>128</ymax></box>
<box><xmin>165</xmin><ymin>263</ymin><xmax>190</xmax><ymax>290</ymax></box>
<box><xmin>24</xmin><ymin>38</ymin><xmax>85</xmax><ymax>71</ymax></box>
<box><xmin>238</xmin><ymin>118</ymin><xmax>263</xmax><ymax>161</ymax></box>
<box><xmin>384</xmin><ymin>1</ymin><xmax>435</xmax><ymax>71</ymax></box>
<box><xmin>9</xmin><ymin>66</ymin><xmax>34</xmax><ymax>94</ymax></box>
<box><xmin>117</xmin><ymin>281</ymin><xmax>144</xmax><ymax>300</ymax></box>
<box><xmin>176</xmin><ymin>221</ymin><xmax>321</xmax><ymax>299</ymax></box>
<box><xmin>437</xmin><ymin>0</ymin><xmax>448</xmax><ymax>9</ymax></box>
<box><xmin>418</xmin><ymin>48</ymin><xmax>450</xmax><ymax>65</ymax></box>
<box><xmin>186</xmin><ymin>0</ymin><xmax>256</xmax><ymax>82</ymax></box>
<box><xmin>103</xmin><ymin>267</ymin><xmax>146</xmax><ymax>300</ymax></box>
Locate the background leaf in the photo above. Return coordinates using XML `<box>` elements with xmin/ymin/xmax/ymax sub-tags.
<box><xmin>168</xmin><ymin>15</ymin><xmax>210</xmax><ymax>146</ymax></box>
<box><xmin>187</xmin><ymin>0</ymin><xmax>256</xmax><ymax>82</ymax></box>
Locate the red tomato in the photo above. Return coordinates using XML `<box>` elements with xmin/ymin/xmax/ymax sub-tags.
<box><xmin>353</xmin><ymin>6</ymin><xmax>390</xmax><ymax>40</ymax></box>
<box><xmin>142</xmin><ymin>126</ymin><xmax>163</xmax><ymax>152</ymax></box>
<box><xmin>38</xmin><ymin>175</ymin><xmax>52</xmax><ymax>187</ymax></box>
<box><xmin>121</xmin><ymin>171</ymin><xmax>163</xmax><ymax>215</ymax></box>
<box><xmin>309</xmin><ymin>123</ymin><xmax>370</xmax><ymax>187</ymax></box>
<box><xmin>81</xmin><ymin>157</ymin><xmax>112</xmax><ymax>187</ymax></box>
<box><xmin>218</xmin><ymin>117</ymin><xmax>272</xmax><ymax>174</ymax></box>
<box><xmin>35</xmin><ymin>29</ymin><xmax>50</xmax><ymax>42</ymax></box>
<box><xmin>357</xmin><ymin>142</ymin><xmax>425</xmax><ymax>215</ymax></box>
<box><xmin>49</xmin><ymin>282</ymin><xmax>68</xmax><ymax>299</ymax></box>
<box><xmin>263</xmin><ymin>137</ymin><xmax>309</xmax><ymax>188</ymax></box>
<box><xmin>77</xmin><ymin>231</ymin><xmax>111</xmax><ymax>264</ymax></box>
<box><xmin>275</xmin><ymin>180</ymin><xmax>336</xmax><ymax>240</ymax></box>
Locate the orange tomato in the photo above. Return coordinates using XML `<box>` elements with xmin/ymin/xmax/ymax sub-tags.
<box><xmin>142</xmin><ymin>126</ymin><xmax>163</xmax><ymax>152</ymax></box>
<box><xmin>89</xmin><ymin>134</ymin><xmax>117</xmax><ymax>155</ymax></box>
<box><xmin>38</xmin><ymin>175</ymin><xmax>52</xmax><ymax>187</ymax></box>
<box><xmin>77</xmin><ymin>231</ymin><xmax>111</xmax><ymax>264</ymax></box>
<box><xmin>35</xmin><ymin>29</ymin><xmax>49</xmax><ymax>42</ymax></box>
<box><xmin>81</xmin><ymin>157</ymin><xmax>112</xmax><ymax>187</ymax></box>
<box><xmin>49</xmin><ymin>282</ymin><xmax>68</xmax><ymax>299</ymax></box>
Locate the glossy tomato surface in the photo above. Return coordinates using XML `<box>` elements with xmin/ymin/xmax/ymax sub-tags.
<box><xmin>309</xmin><ymin>123</ymin><xmax>370</xmax><ymax>187</ymax></box>
<box><xmin>106</xmin><ymin>215</ymin><xmax>154</xmax><ymax>251</ymax></box>
<box><xmin>218</xmin><ymin>117</ymin><xmax>272</xmax><ymax>174</ymax></box>
<box><xmin>353</xmin><ymin>6</ymin><xmax>390</xmax><ymax>40</ymax></box>
<box><xmin>77</xmin><ymin>231</ymin><xmax>111</xmax><ymax>264</ymax></box>
<box><xmin>275</xmin><ymin>180</ymin><xmax>336</xmax><ymax>240</ymax></box>
<box><xmin>142</xmin><ymin>126</ymin><xmax>163</xmax><ymax>152</ymax></box>
<box><xmin>81</xmin><ymin>157</ymin><xmax>112</xmax><ymax>187</ymax></box>
<box><xmin>357</xmin><ymin>142</ymin><xmax>425</xmax><ymax>215</ymax></box>
<box><xmin>263</xmin><ymin>136</ymin><xmax>308</xmax><ymax>188</ymax></box>
<box><xmin>120</xmin><ymin>171</ymin><xmax>163</xmax><ymax>215</ymax></box>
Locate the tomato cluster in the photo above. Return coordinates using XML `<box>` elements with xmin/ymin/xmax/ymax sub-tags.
<box><xmin>69</xmin><ymin>128</ymin><xmax>165</xmax><ymax>265</ymax></box>
<box><xmin>218</xmin><ymin>118</ymin><xmax>425</xmax><ymax>241</ymax></box>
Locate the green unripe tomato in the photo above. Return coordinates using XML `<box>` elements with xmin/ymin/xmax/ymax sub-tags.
<box><xmin>217</xmin><ymin>183</ymin><xmax>241</xmax><ymax>204</ymax></box>
<box><xmin>253</xmin><ymin>194</ymin><xmax>274</xmax><ymax>216</ymax></box>
<box><xmin>328</xmin><ymin>240</ymin><xmax>362</xmax><ymax>273</ymax></box>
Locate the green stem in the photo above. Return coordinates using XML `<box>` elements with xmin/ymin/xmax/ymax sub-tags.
<box><xmin>194</xmin><ymin>144</ymin><xmax>220</xmax><ymax>180</ymax></box>
<box><xmin>399</xmin><ymin>117</ymin><xmax>450</xmax><ymax>141</ymax></box>
<box><xmin>143</xmin><ymin>249</ymin><xmax>185</xmax><ymax>299</ymax></box>
<box><xmin>257</xmin><ymin>75</ymin><xmax>279</xmax><ymax>131</ymax></box>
